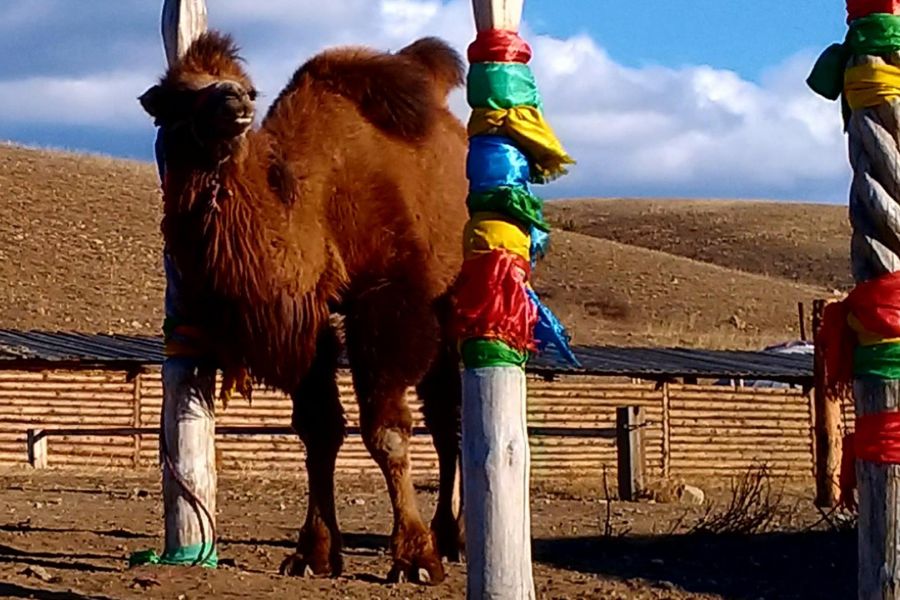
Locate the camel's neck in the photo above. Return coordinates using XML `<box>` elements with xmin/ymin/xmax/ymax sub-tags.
<box><xmin>161</xmin><ymin>140</ymin><xmax>266</xmax><ymax>296</ymax></box>
<box><xmin>158</xmin><ymin>135</ymin><xmax>336</xmax><ymax>391</ymax></box>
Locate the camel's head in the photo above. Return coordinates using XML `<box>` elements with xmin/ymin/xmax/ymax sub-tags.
<box><xmin>139</xmin><ymin>31</ymin><xmax>257</xmax><ymax>157</ymax></box>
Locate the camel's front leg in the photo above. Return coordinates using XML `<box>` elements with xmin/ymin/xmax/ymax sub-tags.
<box><xmin>359</xmin><ymin>389</ymin><xmax>445</xmax><ymax>585</ymax></box>
<box><xmin>279</xmin><ymin>329</ymin><xmax>346</xmax><ymax>578</ymax></box>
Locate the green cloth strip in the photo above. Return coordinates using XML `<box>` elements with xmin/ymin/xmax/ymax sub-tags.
<box><xmin>467</xmin><ymin>62</ymin><xmax>543</xmax><ymax>111</ymax></box>
<box><xmin>129</xmin><ymin>544</ymin><xmax>218</xmax><ymax>569</ymax></box>
<box><xmin>467</xmin><ymin>186</ymin><xmax>549</xmax><ymax>232</ymax></box>
<box><xmin>855</xmin><ymin>342</ymin><xmax>900</xmax><ymax>379</ymax></box>
<box><xmin>808</xmin><ymin>14</ymin><xmax>900</xmax><ymax>100</ymax></box>
<box><xmin>461</xmin><ymin>338</ymin><xmax>528</xmax><ymax>369</ymax></box>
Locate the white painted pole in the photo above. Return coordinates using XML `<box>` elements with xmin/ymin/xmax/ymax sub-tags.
<box><xmin>462</xmin><ymin>1</ymin><xmax>535</xmax><ymax>598</ymax></box>
<box><xmin>161</xmin><ymin>0</ymin><xmax>208</xmax><ymax>66</ymax></box>
<box><xmin>462</xmin><ymin>368</ymin><xmax>535</xmax><ymax>599</ymax></box>
<box><xmin>159</xmin><ymin>0</ymin><xmax>218</xmax><ymax>568</ymax></box>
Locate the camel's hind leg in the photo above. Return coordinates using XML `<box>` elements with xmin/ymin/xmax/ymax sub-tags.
<box><xmin>345</xmin><ymin>282</ymin><xmax>445</xmax><ymax>585</ymax></box>
<box><xmin>279</xmin><ymin>327</ymin><xmax>346</xmax><ymax>578</ymax></box>
<box><xmin>417</xmin><ymin>343</ymin><xmax>465</xmax><ymax>562</ymax></box>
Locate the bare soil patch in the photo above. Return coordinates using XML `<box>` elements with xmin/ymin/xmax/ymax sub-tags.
<box><xmin>0</xmin><ymin>470</ymin><xmax>853</xmax><ymax>599</ymax></box>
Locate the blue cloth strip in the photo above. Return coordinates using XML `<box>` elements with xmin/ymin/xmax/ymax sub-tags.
<box><xmin>467</xmin><ymin>135</ymin><xmax>532</xmax><ymax>193</ymax></box>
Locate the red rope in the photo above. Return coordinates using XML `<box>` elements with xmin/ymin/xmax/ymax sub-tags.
<box><xmin>839</xmin><ymin>412</ymin><xmax>900</xmax><ymax>510</ymax></box>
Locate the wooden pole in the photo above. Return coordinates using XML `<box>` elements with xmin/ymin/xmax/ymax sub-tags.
<box><xmin>161</xmin><ymin>0</ymin><xmax>207</xmax><ymax>66</ymax></box>
<box><xmin>809</xmin><ymin>6</ymin><xmax>900</xmax><ymax>596</ymax></box>
<box><xmin>158</xmin><ymin>0</ymin><xmax>218</xmax><ymax>568</ymax></box>
<box><xmin>462</xmin><ymin>368</ymin><xmax>535</xmax><ymax>599</ymax></box>
<box><xmin>799</xmin><ymin>302</ymin><xmax>807</xmax><ymax>342</ymax></box>
<box><xmin>462</xmin><ymin>1</ymin><xmax>533</xmax><ymax>597</ymax></box>
<box><xmin>812</xmin><ymin>299</ymin><xmax>842</xmax><ymax>508</ymax></box>
<box><xmin>616</xmin><ymin>406</ymin><xmax>645</xmax><ymax>501</ymax></box>
<box><xmin>27</xmin><ymin>429</ymin><xmax>47</xmax><ymax>469</ymax></box>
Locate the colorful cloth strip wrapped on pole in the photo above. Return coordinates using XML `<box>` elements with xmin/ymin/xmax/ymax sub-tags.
<box><xmin>846</xmin><ymin>0</ymin><xmax>900</xmax><ymax>23</ymax></box>
<box><xmin>808</xmin><ymin>13</ymin><xmax>900</xmax><ymax>101</ymax></box>
<box><xmin>453</xmin><ymin>16</ymin><xmax>578</xmax><ymax>371</ymax></box>
<box><xmin>818</xmin><ymin>219</ymin><xmax>900</xmax><ymax>511</ymax></box>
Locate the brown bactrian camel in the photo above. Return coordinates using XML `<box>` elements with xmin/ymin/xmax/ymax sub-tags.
<box><xmin>138</xmin><ymin>31</ymin><xmax>468</xmax><ymax>584</ymax></box>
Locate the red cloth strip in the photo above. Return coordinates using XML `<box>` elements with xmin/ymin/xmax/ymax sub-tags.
<box><xmin>468</xmin><ymin>29</ymin><xmax>533</xmax><ymax>64</ymax></box>
<box><xmin>839</xmin><ymin>412</ymin><xmax>900</xmax><ymax>510</ymax></box>
<box><xmin>847</xmin><ymin>0</ymin><xmax>900</xmax><ymax>22</ymax></box>
<box><xmin>818</xmin><ymin>271</ymin><xmax>900</xmax><ymax>397</ymax></box>
<box><xmin>451</xmin><ymin>250</ymin><xmax>537</xmax><ymax>352</ymax></box>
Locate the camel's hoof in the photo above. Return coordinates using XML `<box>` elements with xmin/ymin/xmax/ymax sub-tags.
<box><xmin>386</xmin><ymin>559</ymin><xmax>444</xmax><ymax>586</ymax></box>
<box><xmin>278</xmin><ymin>552</ymin><xmax>339</xmax><ymax>578</ymax></box>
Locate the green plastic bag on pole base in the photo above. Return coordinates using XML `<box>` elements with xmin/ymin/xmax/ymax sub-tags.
<box><xmin>461</xmin><ymin>338</ymin><xmax>529</xmax><ymax>369</ymax></box>
<box><xmin>129</xmin><ymin>544</ymin><xmax>218</xmax><ymax>569</ymax></box>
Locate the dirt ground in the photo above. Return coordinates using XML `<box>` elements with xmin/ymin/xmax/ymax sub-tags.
<box><xmin>0</xmin><ymin>470</ymin><xmax>853</xmax><ymax>600</ymax></box>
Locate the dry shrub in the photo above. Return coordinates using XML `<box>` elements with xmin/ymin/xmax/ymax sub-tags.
<box><xmin>688</xmin><ymin>463</ymin><xmax>784</xmax><ymax>536</ymax></box>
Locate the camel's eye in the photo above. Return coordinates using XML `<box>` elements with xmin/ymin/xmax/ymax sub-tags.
<box><xmin>248</xmin><ymin>88</ymin><xmax>258</xmax><ymax>101</ymax></box>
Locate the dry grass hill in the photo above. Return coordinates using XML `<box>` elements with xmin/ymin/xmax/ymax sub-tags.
<box><xmin>0</xmin><ymin>142</ymin><xmax>847</xmax><ymax>350</ymax></box>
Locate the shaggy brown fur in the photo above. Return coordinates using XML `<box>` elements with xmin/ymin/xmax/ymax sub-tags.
<box><xmin>140</xmin><ymin>31</ymin><xmax>468</xmax><ymax>584</ymax></box>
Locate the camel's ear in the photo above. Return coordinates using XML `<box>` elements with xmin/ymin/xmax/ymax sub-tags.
<box><xmin>138</xmin><ymin>85</ymin><xmax>172</xmax><ymax>122</ymax></box>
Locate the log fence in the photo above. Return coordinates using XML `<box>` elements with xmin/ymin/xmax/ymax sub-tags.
<box><xmin>0</xmin><ymin>368</ymin><xmax>819</xmax><ymax>481</ymax></box>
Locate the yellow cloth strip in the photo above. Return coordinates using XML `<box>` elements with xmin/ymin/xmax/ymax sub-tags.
<box><xmin>844</xmin><ymin>63</ymin><xmax>900</xmax><ymax>110</ymax></box>
<box><xmin>468</xmin><ymin>106</ymin><xmax>575</xmax><ymax>182</ymax></box>
<box><xmin>848</xmin><ymin>312</ymin><xmax>900</xmax><ymax>346</ymax></box>
<box><xmin>463</xmin><ymin>211</ymin><xmax>531</xmax><ymax>262</ymax></box>
<box><xmin>220</xmin><ymin>367</ymin><xmax>253</xmax><ymax>409</ymax></box>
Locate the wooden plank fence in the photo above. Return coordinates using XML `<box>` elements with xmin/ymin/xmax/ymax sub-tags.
<box><xmin>0</xmin><ymin>368</ymin><xmax>819</xmax><ymax>479</ymax></box>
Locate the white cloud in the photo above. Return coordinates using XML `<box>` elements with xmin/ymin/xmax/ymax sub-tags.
<box><xmin>0</xmin><ymin>0</ymin><xmax>850</xmax><ymax>202</ymax></box>
<box><xmin>0</xmin><ymin>72</ymin><xmax>150</xmax><ymax>129</ymax></box>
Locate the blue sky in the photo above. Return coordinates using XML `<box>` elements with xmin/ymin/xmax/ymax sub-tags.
<box><xmin>527</xmin><ymin>1</ymin><xmax>845</xmax><ymax>82</ymax></box>
<box><xmin>0</xmin><ymin>0</ymin><xmax>851</xmax><ymax>203</ymax></box>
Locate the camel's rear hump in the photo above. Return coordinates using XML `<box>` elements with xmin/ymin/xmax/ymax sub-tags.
<box><xmin>268</xmin><ymin>37</ymin><xmax>464</xmax><ymax>141</ymax></box>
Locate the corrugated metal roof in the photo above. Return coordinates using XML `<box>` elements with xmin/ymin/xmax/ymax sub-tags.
<box><xmin>0</xmin><ymin>329</ymin><xmax>812</xmax><ymax>383</ymax></box>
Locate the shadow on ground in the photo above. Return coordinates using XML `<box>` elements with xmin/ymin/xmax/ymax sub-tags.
<box><xmin>0</xmin><ymin>583</ymin><xmax>117</xmax><ymax>600</ymax></box>
<box><xmin>0</xmin><ymin>543</ymin><xmax>118</xmax><ymax>573</ymax></box>
<box><xmin>534</xmin><ymin>528</ymin><xmax>854</xmax><ymax>600</ymax></box>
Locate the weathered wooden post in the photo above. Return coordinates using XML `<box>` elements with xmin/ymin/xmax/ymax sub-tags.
<box><xmin>809</xmin><ymin>2</ymin><xmax>900</xmax><ymax>596</ymax></box>
<box><xmin>812</xmin><ymin>298</ymin><xmax>843</xmax><ymax>508</ymax></box>
<box><xmin>616</xmin><ymin>406</ymin><xmax>645</xmax><ymax>502</ymax></box>
<box><xmin>455</xmin><ymin>1</ymin><xmax>576</xmax><ymax>597</ymax></box>
<box><xmin>130</xmin><ymin>0</ymin><xmax>218</xmax><ymax>569</ymax></box>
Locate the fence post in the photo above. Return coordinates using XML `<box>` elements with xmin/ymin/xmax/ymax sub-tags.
<box><xmin>812</xmin><ymin>298</ymin><xmax>842</xmax><ymax>508</ymax></box>
<box><xmin>27</xmin><ymin>429</ymin><xmax>47</xmax><ymax>469</ymax></box>
<box><xmin>616</xmin><ymin>406</ymin><xmax>645</xmax><ymax>501</ymax></box>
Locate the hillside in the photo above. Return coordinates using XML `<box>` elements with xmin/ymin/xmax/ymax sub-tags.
<box><xmin>0</xmin><ymin>142</ymin><xmax>836</xmax><ymax>349</ymax></box>
<box><xmin>544</xmin><ymin>198</ymin><xmax>851</xmax><ymax>291</ymax></box>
